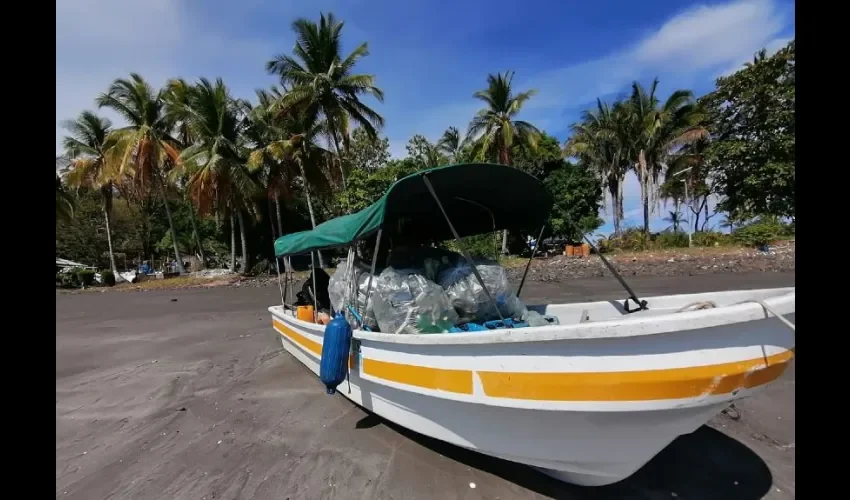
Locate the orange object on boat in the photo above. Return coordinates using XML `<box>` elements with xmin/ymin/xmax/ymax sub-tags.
<box><xmin>296</xmin><ymin>305</ymin><xmax>315</xmax><ymax>323</ymax></box>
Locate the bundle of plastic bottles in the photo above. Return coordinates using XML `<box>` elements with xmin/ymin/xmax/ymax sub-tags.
<box><xmin>329</xmin><ymin>250</ymin><xmax>559</xmax><ymax>334</ymax></box>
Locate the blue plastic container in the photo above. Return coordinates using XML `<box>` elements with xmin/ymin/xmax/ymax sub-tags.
<box><xmin>319</xmin><ymin>313</ymin><xmax>353</xmax><ymax>395</ymax></box>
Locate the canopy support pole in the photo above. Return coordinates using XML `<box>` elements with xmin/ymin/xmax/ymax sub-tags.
<box><xmin>362</xmin><ymin>229</ymin><xmax>383</xmax><ymax>326</ymax></box>
<box><xmin>285</xmin><ymin>256</ymin><xmax>293</xmax><ymax>309</ymax></box>
<box><xmin>422</xmin><ymin>175</ymin><xmax>505</xmax><ymax>323</ymax></box>
<box><xmin>310</xmin><ymin>251</ymin><xmax>319</xmax><ymax>319</ymax></box>
<box><xmin>580</xmin><ymin>235</ymin><xmax>647</xmax><ymax>312</ymax></box>
<box><xmin>275</xmin><ymin>257</ymin><xmax>285</xmax><ymax>308</ymax></box>
<box><xmin>516</xmin><ymin>225</ymin><xmax>546</xmax><ymax>298</ymax></box>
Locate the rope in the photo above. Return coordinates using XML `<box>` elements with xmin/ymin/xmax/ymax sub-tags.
<box><xmin>676</xmin><ymin>299</ymin><xmax>795</xmax><ymax>333</ymax></box>
<box><xmin>676</xmin><ymin>301</ymin><xmax>718</xmax><ymax>312</ymax></box>
<box><xmin>734</xmin><ymin>299</ymin><xmax>795</xmax><ymax>332</ymax></box>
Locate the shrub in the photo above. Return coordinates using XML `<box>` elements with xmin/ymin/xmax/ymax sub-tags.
<box><xmin>76</xmin><ymin>269</ymin><xmax>95</xmax><ymax>288</ymax></box>
<box><xmin>250</xmin><ymin>259</ymin><xmax>271</xmax><ymax>276</ymax></box>
<box><xmin>57</xmin><ymin>272</ymin><xmax>78</xmax><ymax>288</ymax></box>
<box><xmin>442</xmin><ymin>233</ymin><xmax>501</xmax><ymax>260</ymax></box>
<box><xmin>655</xmin><ymin>232</ymin><xmax>689</xmax><ymax>249</ymax></box>
<box><xmin>733</xmin><ymin>220</ymin><xmax>782</xmax><ymax>247</ymax></box>
<box><xmin>613</xmin><ymin>227</ymin><xmax>652</xmax><ymax>251</ymax></box>
<box><xmin>691</xmin><ymin>231</ymin><xmax>733</xmax><ymax>247</ymax></box>
<box><xmin>100</xmin><ymin>270</ymin><xmax>116</xmax><ymax>287</ymax></box>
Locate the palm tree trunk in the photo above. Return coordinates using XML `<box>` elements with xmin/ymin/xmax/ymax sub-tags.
<box><xmin>500</xmin><ymin>144</ymin><xmax>510</xmax><ymax>254</ymax></box>
<box><xmin>674</xmin><ymin>199</ymin><xmax>680</xmax><ymax>233</ymax></box>
<box><xmin>187</xmin><ymin>200</ymin><xmax>205</xmax><ymax>268</ymax></box>
<box><xmin>693</xmin><ymin>207</ymin><xmax>701</xmax><ymax>234</ymax></box>
<box><xmin>638</xmin><ymin>151</ymin><xmax>651</xmax><ymax>235</ymax></box>
<box><xmin>230</xmin><ymin>208</ymin><xmax>237</xmax><ymax>272</ymax></box>
<box><xmin>156</xmin><ymin>175</ymin><xmax>186</xmax><ymax>274</ymax></box>
<box><xmin>609</xmin><ymin>189</ymin><xmax>620</xmax><ymax>235</ymax></box>
<box><xmin>274</xmin><ymin>194</ymin><xmax>284</xmax><ymax>237</ymax></box>
<box><xmin>617</xmin><ymin>179</ymin><xmax>625</xmax><ymax>233</ymax></box>
<box><xmin>298</xmin><ymin>161</ymin><xmax>325</xmax><ymax>267</ymax></box>
<box><xmin>237</xmin><ymin>208</ymin><xmax>249</xmax><ymax>275</ymax></box>
<box><xmin>267</xmin><ymin>197</ymin><xmax>277</xmax><ymax>241</ymax></box>
<box><xmin>102</xmin><ymin>185</ymin><xmax>118</xmax><ymax>275</ymax></box>
<box><xmin>327</xmin><ymin>116</ymin><xmax>347</xmax><ymax>190</ymax></box>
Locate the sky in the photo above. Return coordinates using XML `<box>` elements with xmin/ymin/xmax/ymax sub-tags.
<box><xmin>56</xmin><ymin>0</ymin><xmax>794</xmax><ymax>235</ymax></box>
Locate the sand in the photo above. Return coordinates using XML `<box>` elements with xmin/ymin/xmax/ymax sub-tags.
<box><xmin>57</xmin><ymin>271</ymin><xmax>795</xmax><ymax>499</ymax></box>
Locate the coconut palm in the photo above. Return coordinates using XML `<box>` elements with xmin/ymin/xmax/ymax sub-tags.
<box><xmin>266</xmin><ymin>12</ymin><xmax>385</xmax><ymax>189</ymax></box>
<box><xmin>407</xmin><ymin>135</ymin><xmax>445</xmax><ymax>170</ymax></box>
<box><xmin>279</xmin><ymin>109</ymin><xmax>336</xmax><ymax>267</ymax></box>
<box><xmin>96</xmin><ymin>73</ymin><xmax>187</xmax><ymax>273</ymax></box>
<box><xmin>565</xmin><ymin>99</ymin><xmax>631</xmax><ymax>235</ymax></box>
<box><xmin>437</xmin><ymin>126</ymin><xmax>467</xmax><ymax>163</ymax></box>
<box><xmin>662</xmin><ymin>211</ymin><xmax>687</xmax><ymax>233</ymax></box>
<box><xmin>242</xmin><ymin>86</ymin><xmax>294</xmax><ymax>240</ymax></box>
<box><xmin>56</xmin><ymin>175</ymin><xmax>76</xmax><ymax>223</ymax></box>
<box><xmin>467</xmin><ymin>71</ymin><xmax>540</xmax><ymax>165</ymax></box>
<box><xmin>623</xmin><ymin>78</ymin><xmax>708</xmax><ymax>235</ymax></box>
<box><xmin>60</xmin><ymin>111</ymin><xmax>121</xmax><ymax>275</ymax></box>
<box><xmin>171</xmin><ymin>77</ymin><xmax>258</xmax><ymax>273</ymax></box>
<box><xmin>163</xmin><ymin>78</ymin><xmax>206</xmax><ymax>265</ymax></box>
<box><xmin>467</xmin><ymin>71</ymin><xmax>541</xmax><ymax>253</ymax></box>
<box><xmin>661</xmin><ymin>138</ymin><xmax>715</xmax><ymax>231</ymax></box>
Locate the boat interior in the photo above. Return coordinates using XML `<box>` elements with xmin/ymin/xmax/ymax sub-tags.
<box><xmin>529</xmin><ymin>287</ymin><xmax>795</xmax><ymax>326</ymax></box>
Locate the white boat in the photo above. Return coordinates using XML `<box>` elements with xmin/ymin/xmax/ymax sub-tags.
<box><xmin>267</xmin><ymin>163</ymin><xmax>796</xmax><ymax>486</ymax></box>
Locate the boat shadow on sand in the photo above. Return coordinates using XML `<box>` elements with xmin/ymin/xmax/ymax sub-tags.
<box><xmin>355</xmin><ymin>412</ymin><xmax>772</xmax><ymax>500</ymax></box>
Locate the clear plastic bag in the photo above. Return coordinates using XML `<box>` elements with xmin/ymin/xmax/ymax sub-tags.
<box><xmin>327</xmin><ymin>259</ymin><xmax>378</xmax><ymax>329</ymax></box>
<box><xmin>327</xmin><ymin>264</ymin><xmax>349</xmax><ymax>314</ymax></box>
<box><xmin>372</xmin><ymin>267</ymin><xmax>459</xmax><ymax>334</ymax></box>
<box><xmin>438</xmin><ymin>261</ymin><xmax>528</xmax><ymax>322</ymax></box>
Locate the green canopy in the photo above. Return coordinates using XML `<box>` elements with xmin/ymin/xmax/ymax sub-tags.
<box><xmin>274</xmin><ymin>163</ymin><xmax>553</xmax><ymax>257</ymax></box>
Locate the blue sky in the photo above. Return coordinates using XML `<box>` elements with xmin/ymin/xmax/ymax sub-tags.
<box><xmin>56</xmin><ymin>0</ymin><xmax>794</xmax><ymax>235</ymax></box>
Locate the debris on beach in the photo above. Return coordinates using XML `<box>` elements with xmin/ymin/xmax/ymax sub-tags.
<box><xmin>505</xmin><ymin>241</ymin><xmax>795</xmax><ymax>283</ymax></box>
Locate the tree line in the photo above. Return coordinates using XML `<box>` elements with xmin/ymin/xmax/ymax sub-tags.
<box><xmin>56</xmin><ymin>12</ymin><xmax>795</xmax><ymax>276</ymax></box>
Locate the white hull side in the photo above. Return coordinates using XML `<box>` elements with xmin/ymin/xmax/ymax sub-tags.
<box><xmin>269</xmin><ymin>288</ymin><xmax>794</xmax><ymax>486</ymax></box>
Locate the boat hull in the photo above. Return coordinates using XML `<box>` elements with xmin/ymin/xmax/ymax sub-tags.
<box><xmin>268</xmin><ymin>288</ymin><xmax>794</xmax><ymax>486</ymax></box>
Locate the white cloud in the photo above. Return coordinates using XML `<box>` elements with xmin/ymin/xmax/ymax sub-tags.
<box><xmin>519</xmin><ymin>0</ymin><xmax>792</xmax><ymax>114</ymax></box>
<box><xmin>717</xmin><ymin>35</ymin><xmax>793</xmax><ymax>77</ymax></box>
<box><xmin>55</xmin><ymin>0</ymin><xmax>276</xmax><ymax>154</ymax></box>
<box><xmin>631</xmin><ymin>0</ymin><xmax>785</xmax><ymax>70</ymax></box>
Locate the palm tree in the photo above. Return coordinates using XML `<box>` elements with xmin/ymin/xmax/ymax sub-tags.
<box><xmin>56</xmin><ymin>175</ymin><xmax>76</xmax><ymax>223</ymax></box>
<box><xmin>163</xmin><ymin>78</ymin><xmax>206</xmax><ymax>265</ymax></box>
<box><xmin>407</xmin><ymin>135</ymin><xmax>445</xmax><ymax>170</ymax></box>
<box><xmin>96</xmin><ymin>73</ymin><xmax>187</xmax><ymax>273</ymax></box>
<box><xmin>60</xmin><ymin>111</ymin><xmax>121</xmax><ymax>275</ymax></box>
<box><xmin>242</xmin><ymin>87</ymin><xmax>293</xmax><ymax>240</ymax></box>
<box><xmin>467</xmin><ymin>71</ymin><xmax>541</xmax><ymax>253</ymax></box>
<box><xmin>266</xmin><ymin>11</ymin><xmax>384</xmax><ymax>189</ymax></box>
<box><xmin>171</xmin><ymin>77</ymin><xmax>258</xmax><ymax>274</ymax></box>
<box><xmin>281</xmin><ymin>109</ymin><xmax>336</xmax><ymax>268</ymax></box>
<box><xmin>662</xmin><ymin>211</ymin><xmax>687</xmax><ymax>233</ymax></box>
<box><xmin>661</xmin><ymin>138</ymin><xmax>715</xmax><ymax>231</ymax></box>
<box><xmin>623</xmin><ymin>78</ymin><xmax>708</xmax><ymax>235</ymax></box>
<box><xmin>437</xmin><ymin>126</ymin><xmax>467</xmax><ymax>163</ymax></box>
<box><xmin>467</xmin><ymin>71</ymin><xmax>540</xmax><ymax>165</ymax></box>
<box><xmin>565</xmin><ymin>99</ymin><xmax>631</xmax><ymax>235</ymax></box>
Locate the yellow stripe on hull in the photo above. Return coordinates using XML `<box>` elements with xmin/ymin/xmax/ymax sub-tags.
<box><xmin>363</xmin><ymin>358</ymin><xmax>474</xmax><ymax>395</ymax></box>
<box><xmin>477</xmin><ymin>350</ymin><xmax>793</xmax><ymax>401</ymax></box>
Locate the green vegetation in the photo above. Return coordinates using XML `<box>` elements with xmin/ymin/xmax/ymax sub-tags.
<box><xmin>100</xmin><ymin>271</ymin><xmax>116</xmax><ymax>287</ymax></box>
<box><xmin>56</xmin><ymin>11</ymin><xmax>795</xmax><ymax>275</ymax></box>
<box><xmin>76</xmin><ymin>269</ymin><xmax>96</xmax><ymax>288</ymax></box>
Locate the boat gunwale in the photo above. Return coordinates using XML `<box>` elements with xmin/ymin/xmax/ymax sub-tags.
<box><xmin>269</xmin><ymin>287</ymin><xmax>795</xmax><ymax>345</ymax></box>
